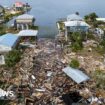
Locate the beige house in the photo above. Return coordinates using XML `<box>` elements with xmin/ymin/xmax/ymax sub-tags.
<box><xmin>14</xmin><ymin>14</ymin><xmax>35</xmax><ymax>30</ymax></box>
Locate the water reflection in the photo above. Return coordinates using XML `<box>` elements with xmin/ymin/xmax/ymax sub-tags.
<box><xmin>1</xmin><ymin>0</ymin><xmax>105</xmax><ymax>37</ymax></box>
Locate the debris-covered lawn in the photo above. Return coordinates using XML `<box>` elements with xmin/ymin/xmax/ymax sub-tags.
<box><xmin>0</xmin><ymin>39</ymin><xmax>105</xmax><ymax>105</ymax></box>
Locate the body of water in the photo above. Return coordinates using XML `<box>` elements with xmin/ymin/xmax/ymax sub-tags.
<box><xmin>0</xmin><ymin>0</ymin><xmax>105</xmax><ymax>37</ymax></box>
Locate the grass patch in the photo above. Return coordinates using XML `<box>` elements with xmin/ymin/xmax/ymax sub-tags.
<box><xmin>5</xmin><ymin>49</ymin><xmax>22</xmax><ymax>68</ymax></box>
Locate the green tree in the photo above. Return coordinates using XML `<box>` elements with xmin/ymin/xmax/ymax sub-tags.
<box><xmin>89</xmin><ymin>12</ymin><xmax>98</xmax><ymax>21</ymax></box>
<box><xmin>84</xmin><ymin>13</ymin><xmax>99</xmax><ymax>28</ymax></box>
<box><xmin>84</xmin><ymin>12</ymin><xmax>98</xmax><ymax>22</ymax></box>
<box><xmin>5</xmin><ymin>50</ymin><xmax>21</xmax><ymax>67</ymax></box>
<box><xmin>69</xmin><ymin>59</ymin><xmax>80</xmax><ymax>68</ymax></box>
<box><xmin>84</xmin><ymin>15</ymin><xmax>89</xmax><ymax>21</ymax></box>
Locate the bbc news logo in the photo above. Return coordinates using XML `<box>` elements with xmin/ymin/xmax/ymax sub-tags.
<box><xmin>0</xmin><ymin>89</ymin><xmax>14</xmax><ymax>98</ymax></box>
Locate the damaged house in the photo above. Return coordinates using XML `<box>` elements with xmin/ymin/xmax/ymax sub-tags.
<box><xmin>57</xmin><ymin>14</ymin><xmax>90</xmax><ymax>41</ymax></box>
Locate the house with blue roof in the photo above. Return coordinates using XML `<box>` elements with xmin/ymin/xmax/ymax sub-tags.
<box><xmin>0</xmin><ymin>33</ymin><xmax>20</xmax><ymax>53</ymax></box>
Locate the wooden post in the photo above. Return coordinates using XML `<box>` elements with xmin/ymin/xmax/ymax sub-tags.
<box><xmin>65</xmin><ymin>27</ymin><xmax>68</xmax><ymax>41</ymax></box>
<box><xmin>21</xmin><ymin>24</ymin><xmax>24</xmax><ymax>30</ymax></box>
<box><xmin>17</xmin><ymin>24</ymin><xmax>19</xmax><ymax>30</ymax></box>
<box><xmin>26</xmin><ymin>24</ymin><xmax>29</xmax><ymax>30</ymax></box>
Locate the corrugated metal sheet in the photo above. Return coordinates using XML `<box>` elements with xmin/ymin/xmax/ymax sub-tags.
<box><xmin>62</xmin><ymin>66</ymin><xmax>90</xmax><ymax>84</ymax></box>
<box><xmin>18</xmin><ymin>30</ymin><xmax>38</xmax><ymax>36</ymax></box>
<box><xmin>0</xmin><ymin>33</ymin><xmax>19</xmax><ymax>47</ymax></box>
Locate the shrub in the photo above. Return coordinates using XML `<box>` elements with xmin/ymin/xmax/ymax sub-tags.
<box><xmin>94</xmin><ymin>45</ymin><xmax>105</xmax><ymax>55</ymax></box>
<box><xmin>71</xmin><ymin>42</ymin><xmax>83</xmax><ymax>52</ymax></box>
<box><xmin>69</xmin><ymin>59</ymin><xmax>80</xmax><ymax>68</ymax></box>
<box><xmin>91</xmin><ymin>70</ymin><xmax>105</xmax><ymax>89</ymax></box>
<box><xmin>95</xmin><ymin>39</ymin><xmax>105</xmax><ymax>54</ymax></box>
<box><xmin>70</xmin><ymin>32</ymin><xmax>83</xmax><ymax>52</ymax></box>
<box><xmin>87</xmin><ymin>32</ymin><xmax>95</xmax><ymax>40</ymax></box>
<box><xmin>5</xmin><ymin>50</ymin><xmax>21</xmax><ymax>67</ymax></box>
<box><xmin>100</xmin><ymin>39</ymin><xmax>105</xmax><ymax>47</ymax></box>
<box><xmin>0</xmin><ymin>25</ymin><xmax>6</xmax><ymax>35</ymax></box>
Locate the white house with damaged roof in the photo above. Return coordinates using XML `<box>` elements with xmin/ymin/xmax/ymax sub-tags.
<box><xmin>57</xmin><ymin>14</ymin><xmax>90</xmax><ymax>40</ymax></box>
